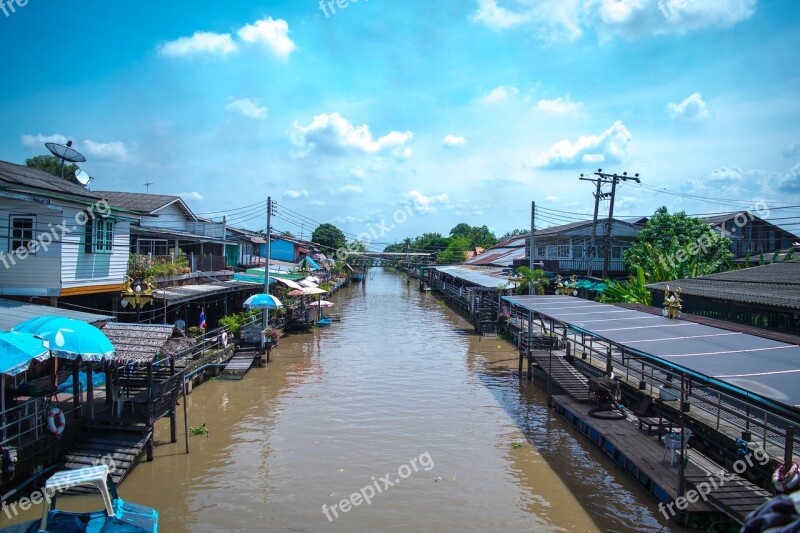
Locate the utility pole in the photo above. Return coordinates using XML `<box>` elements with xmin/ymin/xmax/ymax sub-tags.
<box><xmin>595</xmin><ymin>170</ymin><xmax>640</xmax><ymax>278</ymax></box>
<box><xmin>529</xmin><ymin>201</ymin><xmax>536</xmax><ymax>295</ymax></box>
<box><xmin>580</xmin><ymin>173</ymin><xmax>612</xmax><ymax>277</ymax></box>
<box><xmin>263</xmin><ymin>196</ymin><xmax>273</xmax><ymax>328</ymax></box>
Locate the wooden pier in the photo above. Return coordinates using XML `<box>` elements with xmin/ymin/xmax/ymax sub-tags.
<box><xmin>530</xmin><ymin>351</ymin><xmax>590</xmax><ymax>402</ymax></box>
<box><xmin>218</xmin><ymin>349</ymin><xmax>260</xmax><ymax>380</ymax></box>
<box><xmin>553</xmin><ymin>394</ymin><xmax>771</xmax><ymax>525</ymax></box>
<box><xmin>60</xmin><ymin>429</ymin><xmax>151</xmax><ymax>492</ymax></box>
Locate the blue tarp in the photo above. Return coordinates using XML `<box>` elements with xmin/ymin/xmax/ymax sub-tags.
<box><xmin>303</xmin><ymin>256</ymin><xmax>320</xmax><ymax>270</ymax></box>
<box><xmin>58</xmin><ymin>371</ymin><xmax>106</xmax><ymax>394</ymax></box>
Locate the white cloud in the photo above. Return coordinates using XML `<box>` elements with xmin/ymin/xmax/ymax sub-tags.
<box><xmin>335</xmin><ymin>184</ymin><xmax>364</xmax><ymax>194</ymax></box>
<box><xmin>329</xmin><ymin>215</ymin><xmax>357</xmax><ymax>224</ymax></box>
<box><xmin>470</xmin><ymin>0</ymin><xmax>530</xmax><ymax>30</ymax></box>
<box><xmin>21</xmin><ymin>133</ymin><xmax>68</xmax><ymax>148</ymax></box>
<box><xmin>310</xmin><ymin>200</ymin><xmax>326</xmax><ymax>207</ymax></box>
<box><xmin>470</xmin><ymin>0</ymin><xmax>756</xmax><ymax>41</ymax></box>
<box><xmin>82</xmin><ymin>140</ymin><xmax>128</xmax><ymax>160</ymax></box>
<box><xmin>776</xmin><ymin>163</ymin><xmax>800</xmax><ymax>194</ymax></box>
<box><xmin>237</xmin><ymin>17</ymin><xmax>296</xmax><ymax>59</ymax></box>
<box><xmin>289</xmin><ymin>112</ymin><xmax>413</xmax><ymax>158</ymax></box>
<box><xmin>546</xmin><ymin>195</ymin><xmax>560</xmax><ymax>201</ymax></box>
<box><xmin>532</xmin><ymin>120</ymin><xmax>632</xmax><ymax>169</ymax></box>
<box><xmin>225</xmin><ymin>97</ymin><xmax>268</xmax><ymax>120</ymax></box>
<box><xmin>477</xmin><ymin>85</ymin><xmax>519</xmax><ymax>104</ymax></box>
<box><xmin>404</xmin><ymin>190</ymin><xmax>449</xmax><ymax>213</ymax></box>
<box><xmin>445</xmin><ymin>198</ymin><xmax>483</xmax><ymax>216</ymax></box>
<box><xmin>537</xmin><ymin>96</ymin><xmax>582</xmax><ymax>113</ymax></box>
<box><xmin>176</xmin><ymin>191</ymin><xmax>204</xmax><ymax>202</ymax></box>
<box><xmin>351</xmin><ymin>166</ymin><xmax>366</xmax><ymax>178</ymax></box>
<box><xmin>442</xmin><ymin>134</ymin><xmax>467</xmax><ymax>148</ymax></box>
<box><xmin>667</xmin><ymin>92</ymin><xmax>710</xmax><ymax>121</ymax></box>
<box><xmin>781</xmin><ymin>142</ymin><xmax>800</xmax><ymax>159</ymax></box>
<box><xmin>282</xmin><ymin>189</ymin><xmax>309</xmax><ymax>199</ymax></box>
<box><xmin>158</xmin><ymin>31</ymin><xmax>237</xmax><ymax>58</ymax></box>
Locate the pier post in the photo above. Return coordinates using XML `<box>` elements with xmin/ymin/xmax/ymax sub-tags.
<box><xmin>72</xmin><ymin>358</ymin><xmax>82</xmax><ymax>417</ymax></box>
<box><xmin>785</xmin><ymin>427</ymin><xmax>795</xmax><ymax>468</ymax></box>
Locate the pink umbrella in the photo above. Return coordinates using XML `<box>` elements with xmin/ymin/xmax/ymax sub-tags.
<box><xmin>309</xmin><ymin>300</ymin><xmax>335</xmax><ymax>308</ymax></box>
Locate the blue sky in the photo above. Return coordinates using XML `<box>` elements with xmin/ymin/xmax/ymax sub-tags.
<box><xmin>1</xmin><ymin>0</ymin><xmax>799</xmax><ymax>246</ymax></box>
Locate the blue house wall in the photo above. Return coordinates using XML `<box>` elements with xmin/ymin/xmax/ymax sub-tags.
<box><xmin>260</xmin><ymin>239</ymin><xmax>296</xmax><ymax>262</ymax></box>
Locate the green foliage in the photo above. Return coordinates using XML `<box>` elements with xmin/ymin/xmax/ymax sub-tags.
<box><xmin>128</xmin><ymin>253</ymin><xmax>189</xmax><ymax>278</ymax></box>
<box><xmin>599</xmin><ymin>266</ymin><xmax>652</xmax><ymax>305</ymax></box>
<box><xmin>624</xmin><ymin>209</ymin><xmax>732</xmax><ymax>282</ymax></box>
<box><xmin>189</xmin><ymin>423</ymin><xmax>208</xmax><ymax>437</ymax></box>
<box><xmin>218</xmin><ymin>310</ymin><xmax>259</xmax><ymax>334</ymax></box>
<box><xmin>511</xmin><ymin>441</ymin><xmax>525</xmax><ymax>449</ymax></box>
<box><xmin>499</xmin><ymin>228</ymin><xmax>529</xmax><ymax>241</ymax></box>
<box><xmin>312</xmin><ymin>223</ymin><xmax>346</xmax><ymax>252</ymax></box>
<box><xmin>188</xmin><ymin>326</ymin><xmax>205</xmax><ymax>338</ymax></box>
<box><xmin>26</xmin><ymin>155</ymin><xmax>80</xmax><ymax>185</ymax></box>
<box><xmin>449</xmin><ymin>223</ymin><xmax>498</xmax><ymax>248</ymax></box>
<box><xmin>437</xmin><ymin>236</ymin><xmax>470</xmax><ymax>264</ymax></box>
<box><xmin>514</xmin><ymin>267</ymin><xmax>548</xmax><ymax>295</ymax></box>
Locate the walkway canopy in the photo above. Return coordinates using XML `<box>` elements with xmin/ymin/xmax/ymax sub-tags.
<box><xmin>503</xmin><ymin>295</ymin><xmax>800</xmax><ymax>410</ymax></box>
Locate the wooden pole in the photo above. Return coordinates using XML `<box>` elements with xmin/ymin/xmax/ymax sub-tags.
<box><xmin>182</xmin><ymin>376</ymin><xmax>189</xmax><ymax>454</ymax></box>
<box><xmin>785</xmin><ymin>426</ymin><xmax>795</xmax><ymax>468</ymax></box>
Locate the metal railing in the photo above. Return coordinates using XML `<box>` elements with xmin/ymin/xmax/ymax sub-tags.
<box><xmin>0</xmin><ymin>385</ymin><xmax>83</xmax><ymax>448</ymax></box>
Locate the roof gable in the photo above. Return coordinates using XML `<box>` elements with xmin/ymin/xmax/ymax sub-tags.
<box><xmin>0</xmin><ymin>160</ymin><xmax>101</xmax><ymax>201</ymax></box>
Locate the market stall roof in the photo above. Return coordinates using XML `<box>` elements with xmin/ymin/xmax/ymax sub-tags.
<box><xmin>153</xmin><ymin>281</ymin><xmax>260</xmax><ymax>306</ymax></box>
<box><xmin>503</xmin><ymin>295</ymin><xmax>800</xmax><ymax>409</ymax></box>
<box><xmin>434</xmin><ymin>266</ymin><xmax>510</xmax><ymax>289</ymax></box>
<box><xmin>0</xmin><ymin>298</ymin><xmax>114</xmax><ymax>331</ymax></box>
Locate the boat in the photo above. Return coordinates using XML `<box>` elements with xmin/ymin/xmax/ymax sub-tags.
<box><xmin>1</xmin><ymin>465</ymin><xmax>158</xmax><ymax>532</ymax></box>
<box><xmin>351</xmin><ymin>273</ymin><xmax>364</xmax><ymax>283</ymax></box>
<box><xmin>316</xmin><ymin>318</ymin><xmax>333</xmax><ymax>327</ymax></box>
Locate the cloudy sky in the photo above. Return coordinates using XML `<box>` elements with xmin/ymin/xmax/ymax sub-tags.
<box><xmin>1</xmin><ymin>0</ymin><xmax>798</xmax><ymax>246</ymax></box>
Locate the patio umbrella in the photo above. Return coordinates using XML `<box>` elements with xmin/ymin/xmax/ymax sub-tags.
<box><xmin>244</xmin><ymin>293</ymin><xmax>284</xmax><ymax>310</ymax></box>
<box><xmin>0</xmin><ymin>331</ymin><xmax>49</xmax><ymax>425</ymax></box>
<box><xmin>308</xmin><ymin>300</ymin><xmax>335</xmax><ymax>308</ymax></box>
<box><xmin>287</xmin><ymin>287</ymin><xmax>327</xmax><ymax>296</ymax></box>
<box><xmin>299</xmin><ymin>279</ymin><xmax>319</xmax><ymax>288</ymax></box>
<box><xmin>12</xmin><ymin>316</ymin><xmax>115</xmax><ymax>361</ymax></box>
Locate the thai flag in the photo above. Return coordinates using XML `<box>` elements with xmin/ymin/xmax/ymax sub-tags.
<box><xmin>199</xmin><ymin>307</ymin><xmax>207</xmax><ymax>329</ymax></box>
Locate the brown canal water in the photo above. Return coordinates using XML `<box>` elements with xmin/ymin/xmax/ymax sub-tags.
<box><xmin>6</xmin><ymin>268</ymin><xmax>684</xmax><ymax>532</ymax></box>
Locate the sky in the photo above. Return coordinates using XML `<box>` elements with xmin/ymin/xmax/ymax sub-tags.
<box><xmin>1</xmin><ymin>0</ymin><xmax>799</xmax><ymax>248</ymax></box>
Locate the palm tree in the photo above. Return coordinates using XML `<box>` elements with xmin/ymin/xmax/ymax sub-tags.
<box><xmin>515</xmin><ymin>267</ymin><xmax>549</xmax><ymax>295</ymax></box>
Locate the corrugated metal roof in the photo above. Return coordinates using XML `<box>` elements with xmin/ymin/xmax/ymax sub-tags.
<box><xmin>646</xmin><ymin>262</ymin><xmax>800</xmax><ymax>309</ymax></box>
<box><xmin>434</xmin><ymin>266</ymin><xmax>510</xmax><ymax>289</ymax></box>
<box><xmin>0</xmin><ymin>298</ymin><xmax>114</xmax><ymax>331</ymax></box>
<box><xmin>466</xmin><ymin>235</ymin><xmax>527</xmax><ymax>267</ymax></box>
<box><xmin>153</xmin><ymin>281</ymin><xmax>260</xmax><ymax>306</ymax></box>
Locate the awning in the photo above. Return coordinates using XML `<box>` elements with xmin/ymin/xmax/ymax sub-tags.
<box><xmin>153</xmin><ymin>281</ymin><xmax>261</xmax><ymax>306</ymax></box>
<box><xmin>302</xmin><ymin>257</ymin><xmax>320</xmax><ymax>270</ymax></box>
<box><xmin>0</xmin><ymin>298</ymin><xmax>114</xmax><ymax>331</ymax></box>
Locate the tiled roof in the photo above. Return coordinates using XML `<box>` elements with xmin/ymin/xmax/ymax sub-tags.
<box><xmin>646</xmin><ymin>262</ymin><xmax>800</xmax><ymax>310</ymax></box>
<box><xmin>94</xmin><ymin>191</ymin><xmax>182</xmax><ymax>214</ymax></box>
<box><xmin>0</xmin><ymin>160</ymin><xmax>100</xmax><ymax>200</ymax></box>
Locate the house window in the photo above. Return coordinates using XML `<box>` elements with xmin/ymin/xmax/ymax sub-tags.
<box><xmin>10</xmin><ymin>215</ymin><xmax>36</xmax><ymax>253</ymax></box>
<box><xmin>84</xmin><ymin>217</ymin><xmax>114</xmax><ymax>253</ymax></box>
<box><xmin>572</xmin><ymin>246</ymin><xmax>584</xmax><ymax>259</ymax></box>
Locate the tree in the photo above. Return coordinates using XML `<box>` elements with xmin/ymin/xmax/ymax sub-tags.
<box><xmin>599</xmin><ymin>266</ymin><xmax>652</xmax><ymax>305</ymax></box>
<box><xmin>624</xmin><ymin>209</ymin><xmax>732</xmax><ymax>282</ymax></box>
<box><xmin>449</xmin><ymin>223</ymin><xmax>472</xmax><ymax>240</ymax></box>
<box><xmin>467</xmin><ymin>225</ymin><xmax>498</xmax><ymax>249</ymax></box>
<box><xmin>437</xmin><ymin>236</ymin><xmax>470</xmax><ymax>264</ymax></box>
<box><xmin>311</xmin><ymin>223</ymin><xmax>346</xmax><ymax>253</ymax></box>
<box><xmin>499</xmin><ymin>228</ymin><xmax>529</xmax><ymax>241</ymax></box>
<box><xmin>26</xmin><ymin>155</ymin><xmax>80</xmax><ymax>185</ymax></box>
<box><xmin>514</xmin><ymin>267</ymin><xmax>548</xmax><ymax>295</ymax></box>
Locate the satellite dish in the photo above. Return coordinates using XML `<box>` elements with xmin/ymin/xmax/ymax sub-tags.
<box><xmin>75</xmin><ymin>168</ymin><xmax>93</xmax><ymax>186</ymax></box>
<box><xmin>45</xmin><ymin>140</ymin><xmax>87</xmax><ymax>181</ymax></box>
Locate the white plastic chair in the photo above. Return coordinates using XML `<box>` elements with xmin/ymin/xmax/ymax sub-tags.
<box><xmin>111</xmin><ymin>385</ymin><xmax>135</xmax><ymax>417</ymax></box>
<box><xmin>663</xmin><ymin>428</ymin><xmax>692</xmax><ymax>466</ymax></box>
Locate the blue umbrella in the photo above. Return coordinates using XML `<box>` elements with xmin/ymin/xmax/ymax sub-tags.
<box><xmin>12</xmin><ymin>316</ymin><xmax>115</xmax><ymax>361</ymax></box>
<box><xmin>0</xmin><ymin>331</ymin><xmax>50</xmax><ymax>376</ymax></box>
<box><xmin>243</xmin><ymin>293</ymin><xmax>284</xmax><ymax>310</ymax></box>
<box><xmin>0</xmin><ymin>331</ymin><xmax>49</xmax><ymax>427</ymax></box>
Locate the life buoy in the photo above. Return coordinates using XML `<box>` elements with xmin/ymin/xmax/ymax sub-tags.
<box><xmin>773</xmin><ymin>462</ymin><xmax>800</xmax><ymax>493</ymax></box>
<box><xmin>220</xmin><ymin>332</ymin><xmax>228</xmax><ymax>347</ymax></box>
<box><xmin>47</xmin><ymin>407</ymin><xmax>66</xmax><ymax>437</ymax></box>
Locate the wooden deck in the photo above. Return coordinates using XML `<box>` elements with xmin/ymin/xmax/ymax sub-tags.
<box><xmin>553</xmin><ymin>394</ymin><xmax>771</xmax><ymax>523</ymax></box>
<box><xmin>218</xmin><ymin>349</ymin><xmax>259</xmax><ymax>380</ymax></box>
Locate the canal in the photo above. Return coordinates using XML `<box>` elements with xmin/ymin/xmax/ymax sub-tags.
<box><xmin>10</xmin><ymin>268</ymin><xmax>682</xmax><ymax>531</ymax></box>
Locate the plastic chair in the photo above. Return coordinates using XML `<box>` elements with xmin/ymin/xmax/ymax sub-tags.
<box><xmin>111</xmin><ymin>385</ymin><xmax>135</xmax><ymax>417</ymax></box>
<box><xmin>663</xmin><ymin>428</ymin><xmax>692</xmax><ymax>466</ymax></box>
